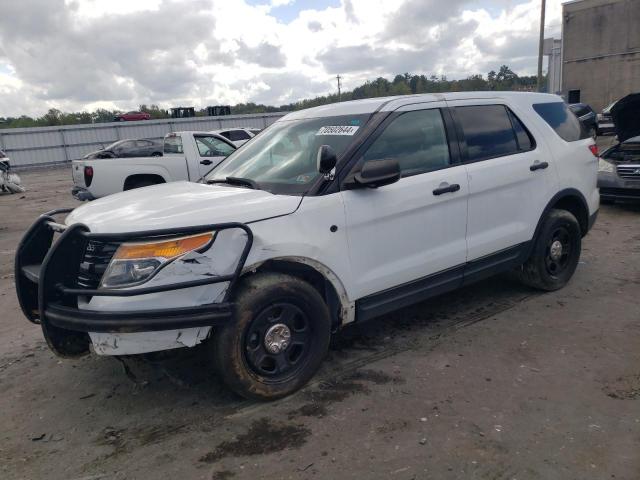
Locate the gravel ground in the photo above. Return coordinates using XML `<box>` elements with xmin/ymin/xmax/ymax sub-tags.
<box><xmin>1</xmin><ymin>165</ymin><xmax>639</xmax><ymax>480</ymax></box>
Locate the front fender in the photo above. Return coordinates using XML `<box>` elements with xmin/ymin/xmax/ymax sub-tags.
<box><xmin>244</xmin><ymin>255</ymin><xmax>355</xmax><ymax>325</ymax></box>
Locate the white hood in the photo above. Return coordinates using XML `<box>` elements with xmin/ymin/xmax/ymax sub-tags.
<box><xmin>65</xmin><ymin>181</ymin><xmax>302</xmax><ymax>233</ymax></box>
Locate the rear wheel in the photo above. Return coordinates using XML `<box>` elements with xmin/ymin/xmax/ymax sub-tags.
<box><xmin>515</xmin><ymin>209</ymin><xmax>582</xmax><ymax>291</ymax></box>
<box><xmin>212</xmin><ymin>273</ymin><xmax>331</xmax><ymax>400</ymax></box>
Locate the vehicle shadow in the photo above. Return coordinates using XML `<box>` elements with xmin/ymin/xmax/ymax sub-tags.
<box><xmin>83</xmin><ymin>273</ymin><xmax>537</xmax><ymax>412</ymax></box>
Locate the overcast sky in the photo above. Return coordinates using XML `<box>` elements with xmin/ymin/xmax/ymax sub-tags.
<box><xmin>0</xmin><ymin>0</ymin><xmax>563</xmax><ymax>117</ymax></box>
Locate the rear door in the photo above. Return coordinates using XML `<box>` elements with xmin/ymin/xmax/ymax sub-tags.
<box><xmin>447</xmin><ymin>100</ymin><xmax>558</xmax><ymax>269</ymax></box>
<box><xmin>341</xmin><ymin>103</ymin><xmax>469</xmax><ymax>303</ymax></box>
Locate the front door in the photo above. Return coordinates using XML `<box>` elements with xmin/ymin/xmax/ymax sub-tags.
<box><xmin>194</xmin><ymin>135</ymin><xmax>236</xmax><ymax>177</ymax></box>
<box><xmin>341</xmin><ymin>104</ymin><xmax>469</xmax><ymax>303</ymax></box>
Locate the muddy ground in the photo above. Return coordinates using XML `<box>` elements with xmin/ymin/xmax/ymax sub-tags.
<box><xmin>1</xmin><ymin>165</ymin><xmax>639</xmax><ymax>480</ymax></box>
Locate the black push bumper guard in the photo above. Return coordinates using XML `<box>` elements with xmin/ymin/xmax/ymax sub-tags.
<box><xmin>15</xmin><ymin>209</ymin><xmax>253</xmax><ymax>356</ymax></box>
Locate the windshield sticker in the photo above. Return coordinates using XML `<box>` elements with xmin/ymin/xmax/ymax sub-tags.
<box><xmin>316</xmin><ymin>125</ymin><xmax>360</xmax><ymax>136</ymax></box>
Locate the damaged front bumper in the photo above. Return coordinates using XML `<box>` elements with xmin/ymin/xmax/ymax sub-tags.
<box><xmin>14</xmin><ymin>209</ymin><xmax>253</xmax><ymax>357</ymax></box>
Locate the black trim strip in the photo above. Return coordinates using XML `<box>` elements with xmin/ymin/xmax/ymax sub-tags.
<box><xmin>462</xmin><ymin>242</ymin><xmax>530</xmax><ymax>286</ymax></box>
<box><xmin>356</xmin><ymin>242</ymin><xmax>531</xmax><ymax>322</ymax></box>
<box><xmin>45</xmin><ymin>302</ymin><xmax>233</xmax><ymax>333</ymax></box>
<box><xmin>357</xmin><ymin>265</ymin><xmax>464</xmax><ymax>322</ymax></box>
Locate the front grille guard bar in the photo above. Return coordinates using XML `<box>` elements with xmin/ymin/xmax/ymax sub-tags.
<box><xmin>15</xmin><ymin>208</ymin><xmax>254</xmax><ymax>324</ymax></box>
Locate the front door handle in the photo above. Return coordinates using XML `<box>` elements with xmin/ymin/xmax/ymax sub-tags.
<box><xmin>200</xmin><ymin>159</ymin><xmax>213</xmax><ymax>166</ymax></box>
<box><xmin>530</xmin><ymin>161</ymin><xmax>549</xmax><ymax>171</ymax></box>
<box><xmin>433</xmin><ymin>183</ymin><xmax>461</xmax><ymax>196</ymax></box>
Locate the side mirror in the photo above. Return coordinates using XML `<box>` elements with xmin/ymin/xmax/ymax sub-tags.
<box><xmin>353</xmin><ymin>159</ymin><xmax>401</xmax><ymax>188</ymax></box>
<box><xmin>317</xmin><ymin>145</ymin><xmax>337</xmax><ymax>174</ymax></box>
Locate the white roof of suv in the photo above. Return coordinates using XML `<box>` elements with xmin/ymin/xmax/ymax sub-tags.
<box><xmin>282</xmin><ymin>91</ymin><xmax>562</xmax><ymax>121</ymax></box>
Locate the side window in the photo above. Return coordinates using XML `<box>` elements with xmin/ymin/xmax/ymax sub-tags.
<box><xmin>362</xmin><ymin>109</ymin><xmax>451</xmax><ymax>177</ymax></box>
<box><xmin>136</xmin><ymin>140</ymin><xmax>152</xmax><ymax>147</ymax></box>
<box><xmin>508</xmin><ymin>109</ymin><xmax>535</xmax><ymax>152</ymax></box>
<box><xmin>229</xmin><ymin>130</ymin><xmax>251</xmax><ymax>141</ymax></box>
<box><xmin>219</xmin><ymin>131</ymin><xmax>232</xmax><ymax>140</ymax></box>
<box><xmin>164</xmin><ymin>135</ymin><xmax>183</xmax><ymax>154</ymax></box>
<box><xmin>195</xmin><ymin>136</ymin><xmax>236</xmax><ymax>157</ymax></box>
<box><xmin>456</xmin><ymin>105</ymin><xmax>519</xmax><ymax>162</ymax></box>
<box><xmin>532</xmin><ymin>102</ymin><xmax>586</xmax><ymax>141</ymax></box>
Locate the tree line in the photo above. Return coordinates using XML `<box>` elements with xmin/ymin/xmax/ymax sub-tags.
<box><xmin>0</xmin><ymin>66</ymin><xmax>542</xmax><ymax>129</ymax></box>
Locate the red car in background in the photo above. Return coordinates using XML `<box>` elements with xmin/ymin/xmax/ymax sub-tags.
<box><xmin>113</xmin><ymin>111</ymin><xmax>151</xmax><ymax>122</ymax></box>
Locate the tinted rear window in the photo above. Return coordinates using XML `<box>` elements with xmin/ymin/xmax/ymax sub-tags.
<box><xmin>533</xmin><ymin>102</ymin><xmax>586</xmax><ymax>141</ymax></box>
<box><xmin>456</xmin><ymin>105</ymin><xmax>519</xmax><ymax>162</ymax></box>
<box><xmin>570</xmin><ymin>105</ymin><xmax>589</xmax><ymax>117</ymax></box>
<box><xmin>229</xmin><ymin>130</ymin><xmax>251</xmax><ymax>141</ymax></box>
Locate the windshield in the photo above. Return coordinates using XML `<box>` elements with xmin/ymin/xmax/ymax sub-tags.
<box><xmin>205</xmin><ymin>114</ymin><xmax>371</xmax><ymax>194</ymax></box>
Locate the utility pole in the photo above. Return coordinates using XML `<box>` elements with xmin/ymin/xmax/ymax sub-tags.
<box><xmin>537</xmin><ymin>0</ymin><xmax>546</xmax><ymax>92</ymax></box>
<box><xmin>336</xmin><ymin>75</ymin><xmax>342</xmax><ymax>102</ymax></box>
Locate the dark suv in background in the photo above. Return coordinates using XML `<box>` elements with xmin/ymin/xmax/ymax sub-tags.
<box><xmin>596</xmin><ymin>102</ymin><xmax>617</xmax><ymax>136</ymax></box>
<box><xmin>569</xmin><ymin>103</ymin><xmax>597</xmax><ymax>138</ymax></box>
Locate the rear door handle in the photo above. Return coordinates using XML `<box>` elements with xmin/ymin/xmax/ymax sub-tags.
<box><xmin>200</xmin><ymin>159</ymin><xmax>213</xmax><ymax>166</ymax></box>
<box><xmin>530</xmin><ymin>161</ymin><xmax>549</xmax><ymax>171</ymax></box>
<box><xmin>432</xmin><ymin>183</ymin><xmax>461</xmax><ymax>196</ymax></box>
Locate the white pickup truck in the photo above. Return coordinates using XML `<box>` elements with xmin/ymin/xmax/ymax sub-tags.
<box><xmin>71</xmin><ymin>131</ymin><xmax>236</xmax><ymax>200</ymax></box>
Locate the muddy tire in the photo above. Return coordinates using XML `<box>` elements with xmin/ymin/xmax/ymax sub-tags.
<box><xmin>212</xmin><ymin>273</ymin><xmax>331</xmax><ymax>401</ymax></box>
<box><xmin>515</xmin><ymin>209</ymin><xmax>582</xmax><ymax>291</ymax></box>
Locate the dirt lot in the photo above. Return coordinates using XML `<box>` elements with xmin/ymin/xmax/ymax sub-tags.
<box><xmin>1</xmin><ymin>166</ymin><xmax>639</xmax><ymax>480</ymax></box>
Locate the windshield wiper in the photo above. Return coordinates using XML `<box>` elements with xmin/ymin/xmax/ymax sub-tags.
<box><xmin>207</xmin><ymin>176</ymin><xmax>258</xmax><ymax>189</ymax></box>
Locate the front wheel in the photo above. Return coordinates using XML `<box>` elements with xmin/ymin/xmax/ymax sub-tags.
<box><xmin>515</xmin><ymin>209</ymin><xmax>582</xmax><ymax>291</ymax></box>
<box><xmin>212</xmin><ymin>273</ymin><xmax>331</xmax><ymax>401</ymax></box>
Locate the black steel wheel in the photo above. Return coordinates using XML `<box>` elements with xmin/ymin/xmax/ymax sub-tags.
<box><xmin>515</xmin><ymin>209</ymin><xmax>582</xmax><ymax>291</ymax></box>
<box><xmin>244</xmin><ymin>302</ymin><xmax>312</xmax><ymax>380</ymax></box>
<box><xmin>544</xmin><ymin>226</ymin><xmax>572</xmax><ymax>276</ymax></box>
<box><xmin>212</xmin><ymin>272</ymin><xmax>331</xmax><ymax>401</ymax></box>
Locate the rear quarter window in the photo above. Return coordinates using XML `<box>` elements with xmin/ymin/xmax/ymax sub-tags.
<box><xmin>533</xmin><ymin>102</ymin><xmax>587</xmax><ymax>142</ymax></box>
<box><xmin>164</xmin><ymin>135</ymin><xmax>184</xmax><ymax>154</ymax></box>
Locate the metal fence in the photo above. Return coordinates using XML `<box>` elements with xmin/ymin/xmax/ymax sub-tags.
<box><xmin>0</xmin><ymin>113</ymin><xmax>287</xmax><ymax>168</ymax></box>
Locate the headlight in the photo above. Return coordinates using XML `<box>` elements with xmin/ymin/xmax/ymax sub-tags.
<box><xmin>598</xmin><ymin>159</ymin><xmax>614</xmax><ymax>173</ymax></box>
<box><xmin>100</xmin><ymin>232</ymin><xmax>214</xmax><ymax>288</ymax></box>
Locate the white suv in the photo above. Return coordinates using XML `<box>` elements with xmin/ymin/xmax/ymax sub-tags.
<box><xmin>16</xmin><ymin>92</ymin><xmax>599</xmax><ymax>400</ymax></box>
